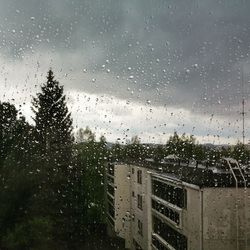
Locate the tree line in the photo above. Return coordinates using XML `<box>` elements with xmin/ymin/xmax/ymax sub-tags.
<box><xmin>0</xmin><ymin>70</ymin><xmax>249</xmax><ymax>249</ymax></box>
<box><xmin>0</xmin><ymin>70</ymin><xmax>107</xmax><ymax>249</ymax></box>
<box><xmin>110</xmin><ymin>133</ymin><xmax>250</xmax><ymax>165</ymax></box>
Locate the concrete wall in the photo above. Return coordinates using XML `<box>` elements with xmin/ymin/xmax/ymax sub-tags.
<box><xmin>202</xmin><ymin>187</ymin><xmax>250</xmax><ymax>250</ymax></box>
<box><xmin>130</xmin><ymin>165</ymin><xmax>151</xmax><ymax>250</ymax></box>
<box><xmin>182</xmin><ymin>187</ymin><xmax>202</xmax><ymax>250</ymax></box>
<box><xmin>146</xmin><ymin>172</ymin><xmax>153</xmax><ymax>250</ymax></box>
<box><xmin>113</xmin><ymin>164</ymin><xmax>131</xmax><ymax>248</ymax></box>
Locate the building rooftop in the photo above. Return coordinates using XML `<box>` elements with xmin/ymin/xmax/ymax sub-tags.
<box><xmin>112</xmin><ymin>157</ymin><xmax>250</xmax><ymax>188</ymax></box>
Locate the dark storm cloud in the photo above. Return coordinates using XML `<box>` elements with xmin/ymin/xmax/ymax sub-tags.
<box><xmin>0</xmin><ymin>0</ymin><xmax>250</xmax><ymax>117</ymax></box>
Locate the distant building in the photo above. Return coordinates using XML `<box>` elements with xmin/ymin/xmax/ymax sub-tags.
<box><xmin>105</xmin><ymin>158</ymin><xmax>250</xmax><ymax>250</ymax></box>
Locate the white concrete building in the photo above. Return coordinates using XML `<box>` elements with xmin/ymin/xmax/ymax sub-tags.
<box><xmin>105</xmin><ymin>159</ymin><xmax>250</xmax><ymax>250</ymax></box>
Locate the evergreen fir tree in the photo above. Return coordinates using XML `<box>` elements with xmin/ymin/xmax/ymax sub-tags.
<box><xmin>31</xmin><ymin>70</ymin><xmax>76</xmax><ymax>247</ymax></box>
<box><xmin>32</xmin><ymin>69</ymin><xmax>73</xmax><ymax>167</ymax></box>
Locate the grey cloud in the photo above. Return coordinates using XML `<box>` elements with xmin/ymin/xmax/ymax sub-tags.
<box><xmin>0</xmin><ymin>0</ymin><xmax>250</xmax><ymax>119</ymax></box>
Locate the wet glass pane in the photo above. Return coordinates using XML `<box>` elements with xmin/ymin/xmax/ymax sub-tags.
<box><xmin>0</xmin><ymin>0</ymin><xmax>249</xmax><ymax>249</ymax></box>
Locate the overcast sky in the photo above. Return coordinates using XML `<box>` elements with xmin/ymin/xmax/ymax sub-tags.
<box><xmin>0</xmin><ymin>0</ymin><xmax>249</xmax><ymax>144</ymax></box>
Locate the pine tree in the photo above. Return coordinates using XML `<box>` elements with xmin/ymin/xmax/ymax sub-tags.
<box><xmin>32</xmin><ymin>69</ymin><xmax>73</xmax><ymax>167</ymax></box>
<box><xmin>31</xmin><ymin>70</ymin><xmax>76</xmax><ymax>247</ymax></box>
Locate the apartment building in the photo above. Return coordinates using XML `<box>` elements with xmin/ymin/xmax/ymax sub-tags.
<box><xmin>105</xmin><ymin>158</ymin><xmax>250</xmax><ymax>250</ymax></box>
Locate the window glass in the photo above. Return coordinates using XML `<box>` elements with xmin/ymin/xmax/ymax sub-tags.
<box><xmin>138</xmin><ymin>219</ymin><xmax>143</xmax><ymax>236</ymax></box>
<box><xmin>0</xmin><ymin>0</ymin><xmax>249</xmax><ymax>249</ymax></box>
<box><xmin>153</xmin><ymin>216</ymin><xmax>187</xmax><ymax>250</ymax></box>
<box><xmin>152</xmin><ymin>179</ymin><xmax>187</xmax><ymax>208</ymax></box>
<box><xmin>137</xmin><ymin>194</ymin><xmax>143</xmax><ymax>210</ymax></box>
<box><xmin>137</xmin><ymin>170</ymin><xmax>142</xmax><ymax>184</ymax></box>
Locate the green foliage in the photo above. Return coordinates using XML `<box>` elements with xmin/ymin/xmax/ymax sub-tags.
<box><xmin>0</xmin><ymin>102</ymin><xmax>18</xmax><ymax>167</ymax></box>
<box><xmin>2</xmin><ymin>217</ymin><xmax>52</xmax><ymax>250</ymax></box>
<box><xmin>232</xmin><ymin>142</ymin><xmax>250</xmax><ymax>164</ymax></box>
<box><xmin>31</xmin><ymin>70</ymin><xmax>82</xmax><ymax>246</ymax></box>
<box><xmin>124</xmin><ymin>136</ymin><xmax>145</xmax><ymax>160</ymax></box>
<box><xmin>0</xmin><ymin>71</ymin><xmax>90</xmax><ymax>249</ymax></box>
<box><xmin>75</xmin><ymin>128</ymin><xmax>107</xmax><ymax>224</ymax></box>
<box><xmin>166</xmin><ymin>132</ymin><xmax>205</xmax><ymax>160</ymax></box>
<box><xmin>0</xmin><ymin>70</ymin><xmax>85</xmax><ymax>249</ymax></box>
<box><xmin>0</xmin><ymin>103</ymin><xmax>40</xmax><ymax>249</ymax></box>
<box><xmin>153</xmin><ymin>145</ymin><xmax>166</xmax><ymax>162</ymax></box>
<box><xmin>109</xmin><ymin>141</ymin><xmax>124</xmax><ymax>161</ymax></box>
<box><xmin>166</xmin><ymin>132</ymin><xmax>193</xmax><ymax>158</ymax></box>
<box><xmin>76</xmin><ymin>126</ymin><xmax>95</xmax><ymax>143</ymax></box>
<box><xmin>32</xmin><ymin>69</ymin><xmax>73</xmax><ymax>167</ymax></box>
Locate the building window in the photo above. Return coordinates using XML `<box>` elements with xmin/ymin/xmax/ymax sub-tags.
<box><xmin>107</xmin><ymin>215</ymin><xmax>114</xmax><ymax>227</ymax></box>
<box><xmin>133</xmin><ymin>239</ymin><xmax>143</xmax><ymax>250</ymax></box>
<box><xmin>107</xmin><ymin>194</ymin><xmax>114</xmax><ymax>205</ymax></box>
<box><xmin>132</xmin><ymin>214</ymin><xmax>135</xmax><ymax>221</ymax></box>
<box><xmin>107</xmin><ymin>175</ymin><xmax>114</xmax><ymax>183</ymax></box>
<box><xmin>108</xmin><ymin>163</ymin><xmax>114</xmax><ymax>176</ymax></box>
<box><xmin>132</xmin><ymin>191</ymin><xmax>135</xmax><ymax>197</ymax></box>
<box><xmin>108</xmin><ymin>203</ymin><xmax>115</xmax><ymax>219</ymax></box>
<box><xmin>152</xmin><ymin>199</ymin><xmax>180</xmax><ymax>225</ymax></box>
<box><xmin>132</xmin><ymin>168</ymin><xmax>134</xmax><ymax>174</ymax></box>
<box><xmin>137</xmin><ymin>170</ymin><xmax>142</xmax><ymax>184</ymax></box>
<box><xmin>138</xmin><ymin>219</ymin><xmax>143</xmax><ymax>236</ymax></box>
<box><xmin>137</xmin><ymin>194</ymin><xmax>143</xmax><ymax>210</ymax></box>
<box><xmin>152</xmin><ymin>179</ymin><xmax>187</xmax><ymax>208</ymax></box>
<box><xmin>107</xmin><ymin>184</ymin><xmax>114</xmax><ymax>196</ymax></box>
<box><xmin>152</xmin><ymin>235</ymin><xmax>168</xmax><ymax>250</ymax></box>
<box><xmin>153</xmin><ymin>215</ymin><xmax>187</xmax><ymax>250</ymax></box>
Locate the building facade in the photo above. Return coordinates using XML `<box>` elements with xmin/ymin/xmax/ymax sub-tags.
<box><xmin>105</xmin><ymin>161</ymin><xmax>250</xmax><ymax>250</ymax></box>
